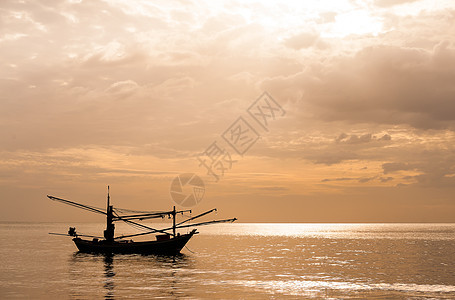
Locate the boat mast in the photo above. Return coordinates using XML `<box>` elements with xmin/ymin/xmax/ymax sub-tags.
<box><xmin>104</xmin><ymin>186</ymin><xmax>115</xmax><ymax>242</ymax></box>
<box><xmin>172</xmin><ymin>206</ymin><xmax>176</xmax><ymax>237</ymax></box>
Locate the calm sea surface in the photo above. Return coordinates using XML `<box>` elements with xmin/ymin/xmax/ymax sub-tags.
<box><xmin>1</xmin><ymin>223</ymin><xmax>455</xmax><ymax>299</ymax></box>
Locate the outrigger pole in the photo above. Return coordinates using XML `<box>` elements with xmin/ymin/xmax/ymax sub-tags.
<box><xmin>176</xmin><ymin>208</ymin><xmax>217</xmax><ymax>226</ymax></box>
<box><xmin>114</xmin><ymin>217</ymin><xmax>237</xmax><ymax>240</ymax></box>
<box><xmin>49</xmin><ymin>232</ymin><xmax>102</xmax><ymax>239</ymax></box>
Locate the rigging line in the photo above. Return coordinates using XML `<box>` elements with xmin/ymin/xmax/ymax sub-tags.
<box><xmin>113</xmin><ymin>213</ymin><xmax>170</xmax><ymax>221</ymax></box>
<box><xmin>126</xmin><ymin>221</ymin><xmax>152</xmax><ymax>232</ymax></box>
<box><xmin>115</xmin><ymin>218</ymin><xmax>237</xmax><ymax>240</ymax></box>
<box><xmin>113</xmin><ymin>211</ymin><xmax>150</xmax><ymax>233</ymax></box>
<box><xmin>114</xmin><ymin>207</ymin><xmax>164</xmax><ymax>214</ymax></box>
<box><xmin>172</xmin><ymin>218</ymin><xmax>237</xmax><ymax>230</ymax></box>
<box><xmin>120</xmin><ymin>218</ymin><xmax>149</xmax><ymax>232</ymax></box>
<box><xmin>57</xmin><ymin>201</ymin><xmax>104</xmax><ymax>213</ymax></box>
<box><xmin>113</xmin><ymin>216</ymin><xmax>173</xmax><ymax>239</ymax></box>
<box><xmin>112</xmin><ymin>209</ymin><xmax>190</xmax><ymax>220</ymax></box>
<box><xmin>127</xmin><ymin>223</ymin><xmax>149</xmax><ymax>232</ymax></box>
<box><xmin>184</xmin><ymin>245</ymin><xmax>196</xmax><ymax>254</ymax></box>
<box><xmin>176</xmin><ymin>208</ymin><xmax>217</xmax><ymax>226</ymax></box>
<box><xmin>47</xmin><ymin>195</ymin><xmax>106</xmax><ymax>215</ymax></box>
<box><xmin>114</xmin><ymin>207</ymin><xmax>191</xmax><ymax>215</ymax></box>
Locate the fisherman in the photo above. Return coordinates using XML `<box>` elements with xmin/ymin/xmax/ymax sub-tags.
<box><xmin>68</xmin><ymin>227</ymin><xmax>77</xmax><ymax>237</ymax></box>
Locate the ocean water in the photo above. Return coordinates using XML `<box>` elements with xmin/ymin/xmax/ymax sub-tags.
<box><xmin>1</xmin><ymin>223</ymin><xmax>455</xmax><ymax>299</ymax></box>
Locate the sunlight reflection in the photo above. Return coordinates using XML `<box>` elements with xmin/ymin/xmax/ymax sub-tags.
<box><xmin>196</xmin><ymin>223</ymin><xmax>455</xmax><ymax>240</ymax></box>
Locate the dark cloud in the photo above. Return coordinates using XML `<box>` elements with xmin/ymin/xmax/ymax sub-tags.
<box><xmin>358</xmin><ymin>176</ymin><xmax>377</xmax><ymax>183</ymax></box>
<box><xmin>379</xmin><ymin>176</ymin><xmax>394</xmax><ymax>182</ymax></box>
<box><xmin>336</xmin><ymin>133</ymin><xmax>373</xmax><ymax>144</ymax></box>
<box><xmin>321</xmin><ymin>177</ymin><xmax>353</xmax><ymax>182</ymax></box>
<box><xmin>378</xmin><ymin>134</ymin><xmax>391</xmax><ymax>141</ymax></box>
<box><xmin>321</xmin><ymin>176</ymin><xmax>378</xmax><ymax>183</ymax></box>
<box><xmin>263</xmin><ymin>42</ymin><xmax>455</xmax><ymax>130</ymax></box>
<box><xmin>382</xmin><ymin>162</ymin><xmax>415</xmax><ymax>174</ymax></box>
<box><xmin>382</xmin><ymin>150</ymin><xmax>455</xmax><ymax>188</ymax></box>
<box><xmin>300</xmin><ymin>131</ymin><xmax>392</xmax><ymax>165</ymax></box>
<box><xmin>310</xmin><ymin>150</ymin><xmax>358</xmax><ymax>165</ymax></box>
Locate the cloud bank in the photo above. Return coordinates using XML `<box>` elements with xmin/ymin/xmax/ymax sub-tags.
<box><xmin>1</xmin><ymin>0</ymin><xmax>454</xmax><ymax>222</ymax></box>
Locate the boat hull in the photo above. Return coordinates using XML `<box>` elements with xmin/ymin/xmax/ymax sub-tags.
<box><xmin>73</xmin><ymin>232</ymin><xmax>195</xmax><ymax>255</ymax></box>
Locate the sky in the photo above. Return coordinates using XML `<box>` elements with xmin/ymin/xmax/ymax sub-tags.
<box><xmin>1</xmin><ymin>0</ymin><xmax>455</xmax><ymax>223</ymax></box>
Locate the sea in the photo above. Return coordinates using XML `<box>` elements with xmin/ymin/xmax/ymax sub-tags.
<box><xmin>1</xmin><ymin>223</ymin><xmax>455</xmax><ymax>299</ymax></box>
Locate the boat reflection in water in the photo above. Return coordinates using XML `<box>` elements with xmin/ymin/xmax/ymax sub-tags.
<box><xmin>69</xmin><ymin>252</ymin><xmax>195</xmax><ymax>299</ymax></box>
<box><xmin>103</xmin><ymin>254</ymin><xmax>114</xmax><ymax>300</ymax></box>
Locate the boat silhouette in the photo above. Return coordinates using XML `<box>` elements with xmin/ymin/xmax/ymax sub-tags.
<box><xmin>48</xmin><ymin>186</ymin><xmax>236</xmax><ymax>255</ymax></box>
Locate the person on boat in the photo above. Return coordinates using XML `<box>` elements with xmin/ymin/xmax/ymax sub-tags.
<box><xmin>68</xmin><ymin>227</ymin><xmax>77</xmax><ymax>237</ymax></box>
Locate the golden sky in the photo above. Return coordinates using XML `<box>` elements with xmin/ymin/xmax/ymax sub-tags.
<box><xmin>1</xmin><ymin>0</ymin><xmax>455</xmax><ymax>222</ymax></box>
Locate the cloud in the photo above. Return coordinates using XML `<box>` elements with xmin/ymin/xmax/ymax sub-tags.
<box><xmin>321</xmin><ymin>177</ymin><xmax>354</xmax><ymax>182</ymax></box>
<box><xmin>106</xmin><ymin>80</ymin><xmax>139</xmax><ymax>97</ymax></box>
<box><xmin>378</xmin><ymin>134</ymin><xmax>391</xmax><ymax>141</ymax></box>
<box><xmin>358</xmin><ymin>176</ymin><xmax>377</xmax><ymax>183</ymax></box>
<box><xmin>336</xmin><ymin>133</ymin><xmax>372</xmax><ymax>144</ymax></box>
<box><xmin>318</xmin><ymin>12</ymin><xmax>337</xmax><ymax>24</ymax></box>
<box><xmin>382</xmin><ymin>162</ymin><xmax>415</xmax><ymax>174</ymax></box>
<box><xmin>381</xmin><ymin>148</ymin><xmax>455</xmax><ymax>188</ymax></box>
<box><xmin>321</xmin><ymin>176</ymin><xmax>377</xmax><ymax>183</ymax></box>
<box><xmin>263</xmin><ymin>42</ymin><xmax>455</xmax><ymax>130</ymax></box>
<box><xmin>2</xmin><ymin>0</ymin><xmax>455</xmax><ymax>222</ymax></box>
<box><xmin>256</xmin><ymin>186</ymin><xmax>289</xmax><ymax>191</ymax></box>
<box><xmin>373</xmin><ymin>0</ymin><xmax>420</xmax><ymax>8</ymax></box>
<box><xmin>284</xmin><ymin>32</ymin><xmax>319</xmax><ymax>50</ymax></box>
<box><xmin>298</xmin><ymin>131</ymin><xmax>393</xmax><ymax>165</ymax></box>
<box><xmin>335</xmin><ymin>133</ymin><xmax>391</xmax><ymax>144</ymax></box>
<box><xmin>379</xmin><ymin>176</ymin><xmax>394</xmax><ymax>182</ymax></box>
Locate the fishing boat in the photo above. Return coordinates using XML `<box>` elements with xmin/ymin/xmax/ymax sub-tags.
<box><xmin>48</xmin><ymin>186</ymin><xmax>236</xmax><ymax>255</ymax></box>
